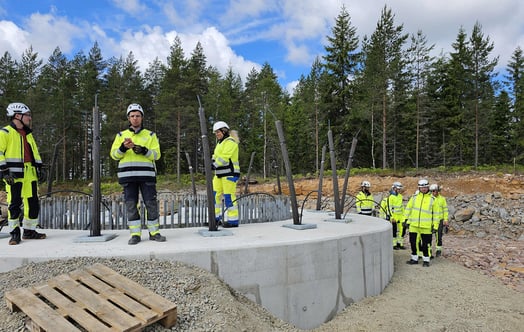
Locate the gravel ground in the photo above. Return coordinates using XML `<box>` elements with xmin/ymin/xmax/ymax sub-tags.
<box><xmin>1</xmin><ymin>241</ymin><xmax>522</xmax><ymax>332</ymax></box>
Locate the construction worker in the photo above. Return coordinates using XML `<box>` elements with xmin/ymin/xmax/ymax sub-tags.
<box><xmin>212</xmin><ymin>121</ymin><xmax>240</xmax><ymax>227</ymax></box>
<box><xmin>110</xmin><ymin>103</ymin><xmax>165</xmax><ymax>245</ymax></box>
<box><xmin>380</xmin><ymin>181</ymin><xmax>405</xmax><ymax>249</ymax></box>
<box><xmin>404</xmin><ymin>179</ymin><xmax>441</xmax><ymax>267</ymax></box>
<box><xmin>356</xmin><ymin>180</ymin><xmax>374</xmax><ymax>216</ymax></box>
<box><xmin>0</xmin><ymin>102</ymin><xmax>46</xmax><ymax>245</ymax></box>
<box><xmin>430</xmin><ymin>183</ymin><xmax>449</xmax><ymax>257</ymax></box>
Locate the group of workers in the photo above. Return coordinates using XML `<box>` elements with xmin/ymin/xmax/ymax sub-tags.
<box><xmin>2</xmin><ymin>102</ymin><xmax>240</xmax><ymax>246</ymax></box>
<box><xmin>356</xmin><ymin>179</ymin><xmax>449</xmax><ymax>267</ymax></box>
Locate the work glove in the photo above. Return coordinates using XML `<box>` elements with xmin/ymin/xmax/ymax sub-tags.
<box><xmin>1</xmin><ymin>168</ymin><xmax>15</xmax><ymax>186</ymax></box>
<box><xmin>119</xmin><ymin>142</ymin><xmax>129</xmax><ymax>152</ymax></box>
<box><xmin>403</xmin><ymin>220</ymin><xmax>408</xmax><ymax>230</ymax></box>
<box><xmin>132</xmin><ymin>145</ymin><xmax>148</xmax><ymax>155</ymax></box>
<box><xmin>37</xmin><ymin>167</ymin><xmax>47</xmax><ymax>183</ymax></box>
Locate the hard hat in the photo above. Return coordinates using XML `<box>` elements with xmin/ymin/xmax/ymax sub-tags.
<box><xmin>213</xmin><ymin>121</ymin><xmax>229</xmax><ymax>131</ymax></box>
<box><xmin>126</xmin><ymin>103</ymin><xmax>144</xmax><ymax>116</ymax></box>
<box><xmin>361</xmin><ymin>180</ymin><xmax>371</xmax><ymax>188</ymax></box>
<box><xmin>429</xmin><ymin>184</ymin><xmax>440</xmax><ymax>191</ymax></box>
<box><xmin>418</xmin><ymin>179</ymin><xmax>429</xmax><ymax>187</ymax></box>
<box><xmin>6</xmin><ymin>102</ymin><xmax>31</xmax><ymax>117</ymax></box>
<box><xmin>392</xmin><ymin>181</ymin><xmax>403</xmax><ymax>190</ymax></box>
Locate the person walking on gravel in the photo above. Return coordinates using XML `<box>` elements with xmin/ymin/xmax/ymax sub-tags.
<box><xmin>430</xmin><ymin>183</ymin><xmax>449</xmax><ymax>257</ymax></box>
<box><xmin>404</xmin><ymin>179</ymin><xmax>442</xmax><ymax>267</ymax></box>
<box><xmin>0</xmin><ymin>103</ymin><xmax>46</xmax><ymax>245</ymax></box>
<box><xmin>380</xmin><ymin>182</ymin><xmax>405</xmax><ymax>249</ymax></box>
<box><xmin>110</xmin><ymin>103</ymin><xmax>165</xmax><ymax>245</ymax></box>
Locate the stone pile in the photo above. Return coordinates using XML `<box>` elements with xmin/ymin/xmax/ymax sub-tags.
<box><xmin>448</xmin><ymin>192</ymin><xmax>524</xmax><ymax>240</ymax></box>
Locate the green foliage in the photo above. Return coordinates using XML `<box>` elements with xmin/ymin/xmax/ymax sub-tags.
<box><xmin>0</xmin><ymin>6</ymin><xmax>520</xmax><ymax>184</ymax></box>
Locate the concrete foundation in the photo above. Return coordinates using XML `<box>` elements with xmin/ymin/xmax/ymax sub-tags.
<box><xmin>0</xmin><ymin>211</ymin><xmax>393</xmax><ymax>329</ymax></box>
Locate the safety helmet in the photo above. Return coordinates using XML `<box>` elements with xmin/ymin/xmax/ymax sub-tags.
<box><xmin>361</xmin><ymin>180</ymin><xmax>371</xmax><ymax>188</ymax></box>
<box><xmin>418</xmin><ymin>179</ymin><xmax>429</xmax><ymax>188</ymax></box>
<box><xmin>213</xmin><ymin>121</ymin><xmax>229</xmax><ymax>132</ymax></box>
<box><xmin>392</xmin><ymin>181</ymin><xmax>403</xmax><ymax>190</ymax></box>
<box><xmin>126</xmin><ymin>103</ymin><xmax>144</xmax><ymax>116</ymax></box>
<box><xmin>429</xmin><ymin>184</ymin><xmax>440</xmax><ymax>191</ymax></box>
<box><xmin>6</xmin><ymin>102</ymin><xmax>31</xmax><ymax>117</ymax></box>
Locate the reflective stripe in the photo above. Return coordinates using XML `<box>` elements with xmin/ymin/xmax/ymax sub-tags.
<box><xmin>117</xmin><ymin>170</ymin><xmax>156</xmax><ymax>178</ymax></box>
<box><xmin>22</xmin><ymin>218</ymin><xmax>38</xmax><ymax>230</ymax></box>
<box><xmin>128</xmin><ymin>219</ymin><xmax>141</xmax><ymax>235</ymax></box>
<box><xmin>8</xmin><ymin>219</ymin><xmax>20</xmax><ymax>228</ymax></box>
<box><xmin>146</xmin><ymin>219</ymin><xmax>160</xmax><ymax>233</ymax></box>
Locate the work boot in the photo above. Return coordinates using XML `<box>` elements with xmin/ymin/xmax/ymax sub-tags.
<box><xmin>422</xmin><ymin>261</ymin><xmax>430</xmax><ymax>267</ymax></box>
<box><xmin>128</xmin><ymin>235</ymin><xmax>141</xmax><ymax>245</ymax></box>
<box><xmin>436</xmin><ymin>250</ymin><xmax>442</xmax><ymax>257</ymax></box>
<box><xmin>223</xmin><ymin>222</ymin><xmax>238</xmax><ymax>228</ymax></box>
<box><xmin>9</xmin><ymin>227</ymin><xmax>21</xmax><ymax>245</ymax></box>
<box><xmin>393</xmin><ymin>245</ymin><xmax>399</xmax><ymax>250</ymax></box>
<box><xmin>22</xmin><ymin>229</ymin><xmax>46</xmax><ymax>240</ymax></box>
<box><xmin>149</xmin><ymin>233</ymin><xmax>166</xmax><ymax>242</ymax></box>
<box><xmin>406</xmin><ymin>259</ymin><xmax>418</xmax><ymax>265</ymax></box>
<box><xmin>395</xmin><ymin>243</ymin><xmax>401</xmax><ymax>250</ymax></box>
<box><xmin>398</xmin><ymin>245</ymin><xmax>406</xmax><ymax>250</ymax></box>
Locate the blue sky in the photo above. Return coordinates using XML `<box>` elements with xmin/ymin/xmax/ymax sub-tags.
<box><xmin>1</xmin><ymin>0</ymin><xmax>523</xmax><ymax>94</ymax></box>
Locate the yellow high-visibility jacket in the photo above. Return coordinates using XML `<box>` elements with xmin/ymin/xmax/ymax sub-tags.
<box><xmin>380</xmin><ymin>191</ymin><xmax>404</xmax><ymax>222</ymax></box>
<box><xmin>404</xmin><ymin>191</ymin><xmax>441</xmax><ymax>231</ymax></box>
<box><xmin>0</xmin><ymin>123</ymin><xmax>43</xmax><ymax>177</ymax></box>
<box><xmin>356</xmin><ymin>191</ymin><xmax>374</xmax><ymax>215</ymax></box>
<box><xmin>110</xmin><ymin>127</ymin><xmax>160</xmax><ymax>184</ymax></box>
<box><xmin>212</xmin><ymin>136</ymin><xmax>240</xmax><ymax>178</ymax></box>
<box><xmin>434</xmin><ymin>194</ymin><xmax>449</xmax><ymax>221</ymax></box>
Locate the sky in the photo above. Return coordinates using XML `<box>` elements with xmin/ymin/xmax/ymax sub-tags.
<box><xmin>1</xmin><ymin>0</ymin><xmax>523</xmax><ymax>94</ymax></box>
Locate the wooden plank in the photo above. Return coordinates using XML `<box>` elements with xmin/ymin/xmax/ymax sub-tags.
<box><xmin>47</xmin><ymin>273</ymin><xmax>142</xmax><ymax>331</ymax></box>
<box><xmin>5</xmin><ymin>288</ymin><xmax>81</xmax><ymax>332</ymax></box>
<box><xmin>69</xmin><ymin>269</ymin><xmax>157</xmax><ymax>324</ymax></box>
<box><xmin>87</xmin><ymin>263</ymin><xmax>177</xmax><ymax>315</ymax></box>
<box><xmin>34</xmin><ymin>283</ymin><xmax>113</xmax><ymax>332</ymax></box>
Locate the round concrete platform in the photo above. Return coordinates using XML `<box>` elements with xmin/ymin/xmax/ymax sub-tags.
<box><xmin>0</xmin><ymin>211</ymin><xmax>393</xmax><ymax>329</ymax></box>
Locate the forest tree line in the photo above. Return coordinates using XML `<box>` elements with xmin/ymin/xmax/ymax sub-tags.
<box><xmin>0</xmin><ymin>5</ymin><xmax>523</xmax><ymax>184</ymax></box>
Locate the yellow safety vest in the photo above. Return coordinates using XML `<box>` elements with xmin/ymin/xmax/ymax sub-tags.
<box><xmin>110</xmin><ymin>127</ymin><xmax>160</xmax><ymax>184</ymax></box>
<box><xmin>0</xmin><ymin>124</ymin><xmax>42</xmax><ymax>177</ymax></box>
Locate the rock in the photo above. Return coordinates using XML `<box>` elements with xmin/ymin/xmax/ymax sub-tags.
<box><xmin>454</xmin><ymin>208</ymin><xmax>475</xmax><ymax>222</ymax></box>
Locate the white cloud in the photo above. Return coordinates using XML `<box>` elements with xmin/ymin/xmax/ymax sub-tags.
<box><xmin>0</xmin><ymin>20</ymin><xmax>30</xmax><ymax>57</ymax></box>
<box><xmin>117</xmin><ymin>25</ymin><xmax>260</xmax><ymax>82</ymax></box>
<box><xmin>111</xmin><ymin>0</ymin><xmax>148</xmax><ymax>16</ymax></box>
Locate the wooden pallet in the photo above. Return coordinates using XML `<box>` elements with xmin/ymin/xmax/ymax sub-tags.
<box><xmin>4</xmin><ymin>263</ymin><xmax>177</xmax><ymax>331</ymax></box>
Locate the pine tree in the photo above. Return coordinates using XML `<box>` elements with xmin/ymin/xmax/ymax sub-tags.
<box><xmin>361</xmin><ymin>5</ymin><xmax>408</xmax><ymax>169</ymax></box>
<box><xmin>469</xmin><ymin>22</ymin><xmax>498</xmax><ymax>167</ymax></box>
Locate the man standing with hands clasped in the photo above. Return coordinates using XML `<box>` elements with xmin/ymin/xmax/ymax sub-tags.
<box><xmin>111</xmin><ymin>103</ymin><xmax>165</xmax><ymax>245</ymax></box>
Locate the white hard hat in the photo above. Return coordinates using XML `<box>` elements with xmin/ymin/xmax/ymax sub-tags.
<box><xmin>7</xmin><ymin>102</ymin><xmax>31</xmax><ymax>117</ymax></box>
<box><xmin>418</xmin><ymin>179</ymin><xmax>429</xmax><ymax>187</ymax></box>
<box><xmin>213</xmin><ymin>121</ymin><xmax>229</xmax><ymax>131</ymax></box>
<box><xmin>429</xmin><ymin>184</ymin><xmax>440</xmax><ymax>191</ymax></box>
<box><xmin>361</xmin><ymin>180</ymin><xmax>371</xmax><ymax>188</ymax></box>
<box><xmin>127</xmin><ymin>103</ymin><xmax>144</xmax><ymax>116</ymax></box>
<box><xmin>392</xmin><ymin>182</ymin><xmax>403</xmax><ymax>190</ymax></box>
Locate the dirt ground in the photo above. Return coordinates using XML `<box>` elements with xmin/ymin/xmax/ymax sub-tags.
<box><xmin>247</xmin><ymin>171</ymin><xmax>524</xmax><ymax>198</ymax></box>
